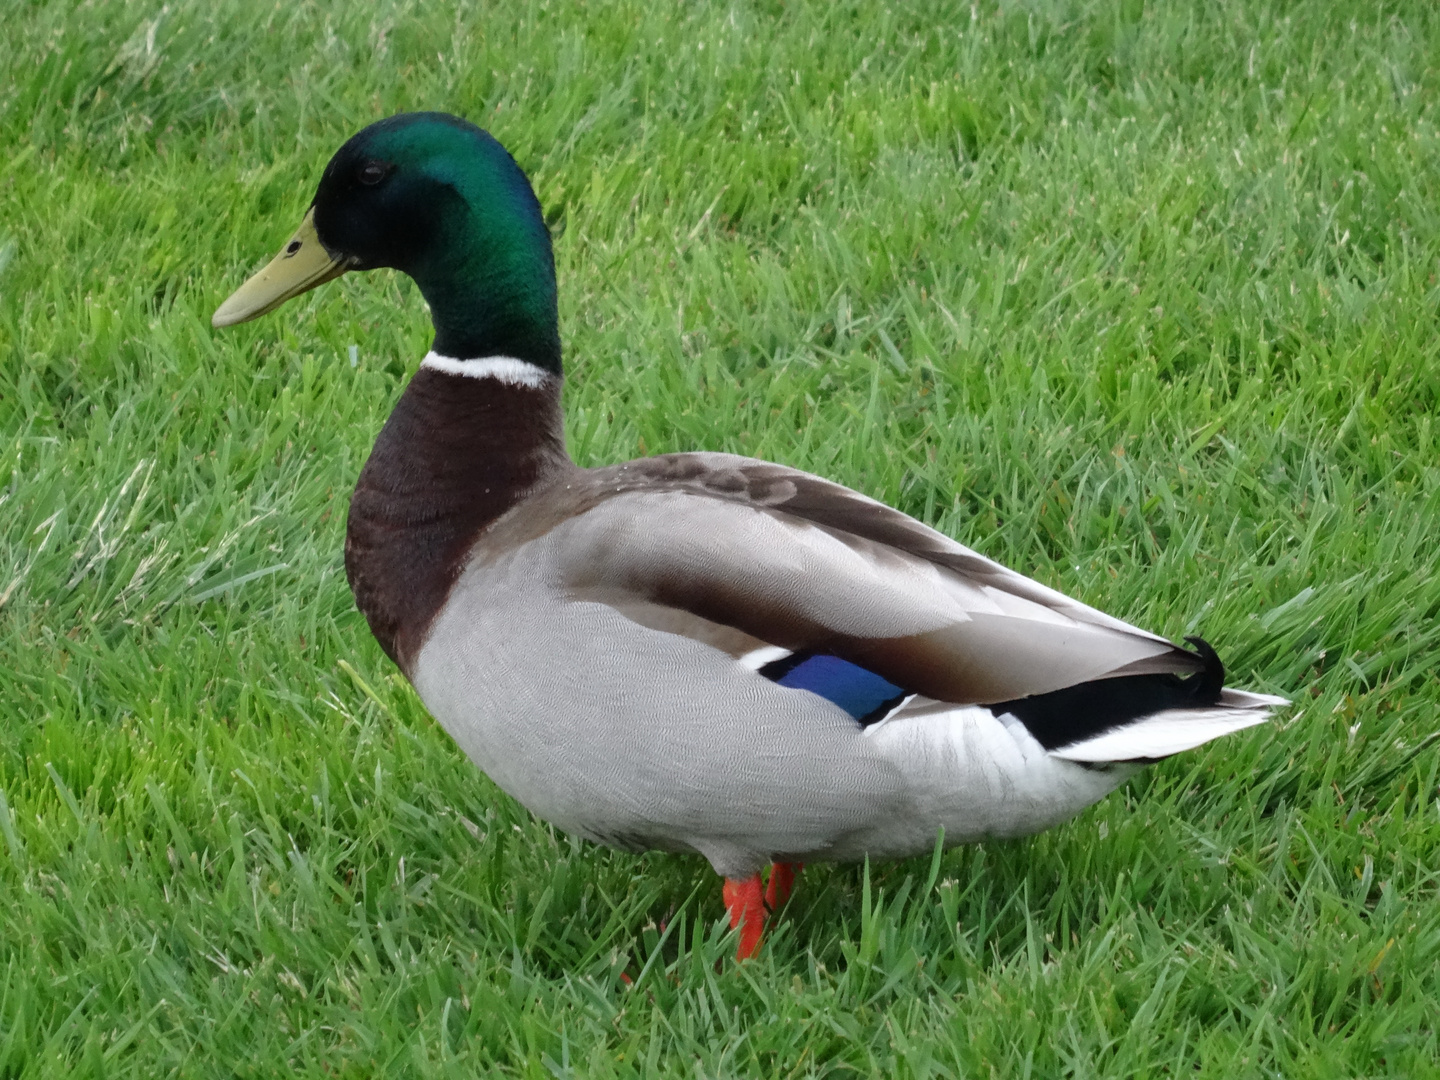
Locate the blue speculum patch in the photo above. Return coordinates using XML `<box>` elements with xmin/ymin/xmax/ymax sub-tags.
<box><xmin>768</xmin><ymin>653</ymin><xmax>906</xmax><ymax>722</ymax></box>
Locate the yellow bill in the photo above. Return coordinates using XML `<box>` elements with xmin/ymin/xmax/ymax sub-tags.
<box><xmin>212</xmin><ymin>209</ymin><xmax>353</xmax><ymax>328</ymax></box>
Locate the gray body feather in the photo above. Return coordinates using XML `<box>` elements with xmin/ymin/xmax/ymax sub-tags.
<box><xmin>410</xmin><ymin>452</ymin><xmax>1282</xmax><ymax>877</ymax></box>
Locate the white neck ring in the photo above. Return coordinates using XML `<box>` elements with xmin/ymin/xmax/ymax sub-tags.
<box><xmin>420</xmin><ymin>352</ymin><xmax>552</xmax><ymax>389</ymax></box>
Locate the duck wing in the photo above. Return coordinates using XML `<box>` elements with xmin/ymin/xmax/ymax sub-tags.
<box><xmin>479</xmin><ymin>452</ymin><xmax>1207</xmax><ymax>707</ymax></box>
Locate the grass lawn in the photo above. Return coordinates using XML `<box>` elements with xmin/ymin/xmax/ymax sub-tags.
<box><xmin>3</xmin><ymin>0</ymin><xmax>1439</xmax><ymax>1074</ymax></box>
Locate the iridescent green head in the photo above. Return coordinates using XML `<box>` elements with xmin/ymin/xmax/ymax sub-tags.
<box><xmin>214</xmin><ymin>113</ymin><xmax>561</xmax><ymax>374</ymax></box>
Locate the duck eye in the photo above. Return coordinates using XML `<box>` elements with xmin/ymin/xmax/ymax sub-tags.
<box><xmin>357</xmin><ymin>161</ymin><xmax>387</xmax><ymax>186</ymax></box>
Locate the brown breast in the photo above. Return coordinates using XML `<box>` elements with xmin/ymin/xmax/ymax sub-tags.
<box><xmin>344</xmin><ymin>366</ymin><xmax>575</xmax><ymax>676</ymax></box>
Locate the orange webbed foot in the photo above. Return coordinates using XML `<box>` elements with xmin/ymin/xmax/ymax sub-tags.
<box><xmin>765</xmin><ymin>861</ymin><xmax>802</xmax><ymax>910</ymax></box>
<box><xmin>723</xmin><ymin>864</ymin><xmax>804</xmax><ymax>960</ymax></box>
<box><xmin>722</xmin><ymin>874</ymin><xmax>766</xmax><ymax>960</ymax></box>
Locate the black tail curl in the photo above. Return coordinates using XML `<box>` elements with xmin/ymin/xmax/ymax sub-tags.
<box><xmin>989</xmin><ymin>635</ymin><xmax>1227</xmax><ymax>752</ymax></box>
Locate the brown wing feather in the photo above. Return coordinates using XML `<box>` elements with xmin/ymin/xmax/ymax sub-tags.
<box><xmin>474</xmin><ymin>452</ymin><xmax>1203</xmax><ymax>704</ymax></box>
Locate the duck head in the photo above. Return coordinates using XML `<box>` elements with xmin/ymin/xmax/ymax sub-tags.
<box><xmin>213</xmin><ymin>112</ymin><xmax>561</xmax><ymax>374</ymax></box>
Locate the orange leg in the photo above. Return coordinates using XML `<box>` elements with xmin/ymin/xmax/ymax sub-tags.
<box><xmin>765</xmin><ymin>861</ymin><xmax>803</xmax><ymax>910</ymax></box>
<box><xmin>723</xmin><ymin>864</ymin><xmax>805</xmax><ymax>961</ymax></box>
<box><xmin>722</xmin><ymin>874</ymin><xmax>766</xmax><ymax>960</ymax></box>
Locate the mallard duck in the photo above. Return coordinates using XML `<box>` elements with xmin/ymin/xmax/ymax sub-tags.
<box><xmin>214</xmin><ymin>113</ymin><xmax>1285</xmax><ymax>960</ymax></box>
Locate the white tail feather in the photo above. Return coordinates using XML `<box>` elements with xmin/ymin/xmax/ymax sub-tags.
<box><xmin>1216</xmin><ymin>688</ymin><xmax>1290</xmax><ymax>709</ymax></box>
<box><xmin>1049</xmin><ymin>695</ymin><xmax>1286</xmax><ymax>763</ymax></box>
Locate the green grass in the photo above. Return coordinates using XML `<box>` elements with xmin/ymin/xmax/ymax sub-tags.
<box><xmin>2</xmin><ymin>0</ymin><xmax>1438</xmax><ymax>1074</ymax></box>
